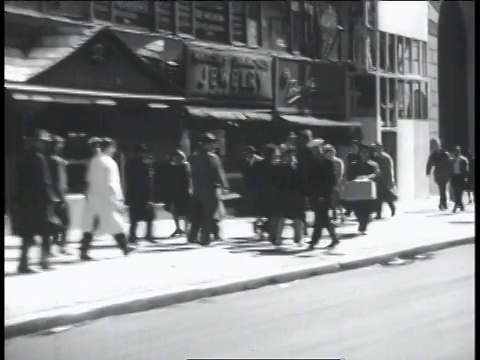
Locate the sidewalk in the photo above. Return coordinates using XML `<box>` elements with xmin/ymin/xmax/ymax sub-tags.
<box><xmin>5</xmin><ymin>197</ymin><xmax>475</xmax><ymax>338</ymax></box>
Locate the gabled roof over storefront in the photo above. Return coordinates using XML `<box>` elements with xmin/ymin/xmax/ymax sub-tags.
<box><xmin>5</xmin><ymin>26</ymin><xmax>175</xmax><ymax>96</ymax></box>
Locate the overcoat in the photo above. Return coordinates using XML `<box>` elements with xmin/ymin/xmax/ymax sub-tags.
<box><xmin>81</xmin><ymin>153</ymin><xmax>127</xmax><ymax>234</ymax></box>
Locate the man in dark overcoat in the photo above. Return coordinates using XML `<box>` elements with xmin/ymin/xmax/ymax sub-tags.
<box><xmin>125</xmin><ymin>144</ymin><xmax>156</xmax><ymax>244</ymax></box>
<box><xmin>16</xmin><ymin>130</ymin><xmax>59</xmax><ymax>273</ymax></box>
<box><xmin>48</xmin><ymin>135</ymin><xmax>70</xmax><ymax>254</ymax></box>
<box><xmin>188</xmin><ymin>133</ymin><xmax>229</xmax><ymax>246</ymax></box>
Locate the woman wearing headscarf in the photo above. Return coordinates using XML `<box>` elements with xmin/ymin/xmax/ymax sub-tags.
<box><xmin>165</xmin><ymin>148</ymin><xmax>193</xmax><ymax>238</ymax></box>
<box><xmin>346</xmin><ymin>143</ymin><xmax>381</xmax><ymax>235</ymax></box>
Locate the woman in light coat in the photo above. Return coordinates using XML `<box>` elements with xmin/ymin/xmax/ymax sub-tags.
<box><xmin>79</xmin><ymin>138</ymin><xmax>134</xmax><ymax>260</ymax></box>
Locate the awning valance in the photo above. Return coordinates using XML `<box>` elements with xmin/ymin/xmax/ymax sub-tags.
<box><xmin>280</xmin><ymin>115</ymin><xmax>361</xmax><ymax>128</ymax></box>
<box><xmin>185</xmin><ymin>107</ymin><xmax>272</xmax><ymax>122</ymax></box>
<box><xmin>5</xmin><ymin>83</ymin><xmax>185</xmax><ymax>106</ymax></box>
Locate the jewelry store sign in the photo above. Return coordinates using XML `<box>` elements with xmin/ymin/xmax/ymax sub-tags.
<box><xmin>186</xmin><ymin>46</ymin><xmax>273</xmax><ymax>101</ymax></box>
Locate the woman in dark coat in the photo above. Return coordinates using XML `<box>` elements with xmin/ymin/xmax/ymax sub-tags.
<box><xmin>277</xmin><ymin>146</ymin><xmax>305</xmax><ymax>244</ymax></box>
<box><xmin>254</xmin><ymin>144</ymin><xmax>281</xmax><ymax>240</ymax></box>
<box><xmin>165</xmin><ymin>149</ymin><xmax>192</xmax><ymax>238</ymax></box>
<box><xmin>125</xmin><ymin>144</ymin><xmax>156</xmax><ymax>244</ymax></box>
<box><xmin>346</xmin><ymin>144</ymin><xmax>381</xmax><ymax>235</ymax></box>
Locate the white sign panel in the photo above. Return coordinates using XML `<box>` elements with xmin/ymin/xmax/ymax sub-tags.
<box><xmin>377</xmin><ymin>1</ymin><xmax>429</xmax><ymax>41</ymax></box>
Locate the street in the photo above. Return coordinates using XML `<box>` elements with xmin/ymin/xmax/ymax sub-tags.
<box><xmin>5</xmin><ymin>244</ymin><xmax>474</xmax><ymax>360</ymax></box>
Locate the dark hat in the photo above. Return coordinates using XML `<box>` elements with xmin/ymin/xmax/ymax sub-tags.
<box><xmin>135</xmin><ymin>143</ymin><xmax>148</xmax><ymax>154</ymax></box>
<box><xmin>287</xmin><ymin>132</ymin><xmax>297</xmax><ymax>139</ymax></box>
<box><xmin>199</xmin><ymin>132</ymin><xmax>217</xmax><ymax>144</ymax></box>
<box><xmin>34</xmin><ymin>129</ymin><xmax>52</xmax><ymax>142</ymax></box>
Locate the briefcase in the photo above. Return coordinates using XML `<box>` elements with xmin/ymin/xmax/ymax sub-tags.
<box><xmin>340</xmin><ymin>179</ymin><xmax>377</xmax><ymax>201</ymax></box>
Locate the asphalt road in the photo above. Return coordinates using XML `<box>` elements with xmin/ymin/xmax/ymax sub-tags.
<box><xmin>5</xmin><ymin>245</ymin><xmax>474</xmax><ymax>360</ymax></box>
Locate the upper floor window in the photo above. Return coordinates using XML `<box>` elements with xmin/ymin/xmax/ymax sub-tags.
<box><xmin>176</xmin><ymin>0</ymin><xmax>195</xmax><ymax>36</ymax></box>
<box><xmin>231</xmin><ymin>1</ymin><xmax>247</xmax><ymax>44</ymax></box>
<box><xmin>194</xmin><ymin>1</ymin><xmax>228</xmax><ymax>43</ymax></box>
<box><xmin>316</xmin><ymin>2</ymin><xmax>340</xmax><ymax>60</ymax></box>
<box><xmin>246</xmin><ymin>1</ymin><xmax>261</xmax><ymax>47</ymax></box>
<box><xmin>261</xmin><ymin>1</ymin><xmax>288</xmax><ymax>51</ymax></box>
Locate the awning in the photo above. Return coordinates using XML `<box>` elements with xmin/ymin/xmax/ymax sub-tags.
<box><xmin>280</xmin><ymin>115</ymin><xmax>361</xmax><ymax>127</ymax></box>
<box><xmin>5</xmin><ymin>83</ymin><xmax>185</xmax><ymax>106</ymax></box>
<box><xmin>185</xmin><ymin>107</ymin><xmax>272</xmax><ymax>122</ymax></box>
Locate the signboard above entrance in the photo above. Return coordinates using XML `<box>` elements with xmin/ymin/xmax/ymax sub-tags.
<box><xmin>185</xmin><ymin>45</ymin><xmax>273</xmax><ymax>102</ymax></box>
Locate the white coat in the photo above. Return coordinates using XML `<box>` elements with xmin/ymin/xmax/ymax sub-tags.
<box><xmin>81</xmin><ymin>153</ymin><xmax>127</xmax><ymax>235</ymax></box>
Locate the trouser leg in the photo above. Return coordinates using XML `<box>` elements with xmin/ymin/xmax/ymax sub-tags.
<box><xmin>113</xmin><ymin>233</ymin><xmax>128</xmax><ymax>252</ymax></box>
<box><xmin>356</xmin><ymin>208</ymin><xmax>370</xmax><ymax>232</ymax></box>
<box><xmin>438</xmin><ymin>181</ymin><xmax>447</xmax><ymax>209</ymax></box>
<box><xmin>452</xmin><ymin>176</ymin><xmax>465</xmax><ymax>210</ymax></box>
<box><xmin>80</xmin><ymin>232</ymin><xmax>94</xmax><ymax>257</ymax></box>
<box><xmin>18</xmin><ymin>235</ymin><xmax>33</xmax><ymax>271</ymax></box>
<box><xmin>146</xmin><ymin>221</ymin><xmax>153</xmax><ymax>240</ymax></box>
<box><xmin>293</xmin><ymin>219</ymin><xmax>303</xmax><ymax>243</ymax></box>
<box><xmin>40</xmin><ymin>234</ymin><xmax>50</xmax><ymax>269</ymax></box>
<box><xmin>128</xmin><ymin>221</ymin><xmax>138</xmax><ymax>243</ymax></box>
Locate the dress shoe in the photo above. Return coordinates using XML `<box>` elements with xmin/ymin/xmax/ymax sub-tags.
<box><xmin>18</xmin><ymin>266</ymin><xmax>36</xmax><ymax>274</ymax></box>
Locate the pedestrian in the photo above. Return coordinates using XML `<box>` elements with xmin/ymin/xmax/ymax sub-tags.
<box><xmin>323</xmin><ymin>145</ymin><xmax>345</xmax><ymax>222</ymax></box>
<box><xmin>47</xmin><ymin>135</ymin><xmax>71</xmax><ymax>255</ymax></box>
<box><xmin>464</xmin><ymin>150</ymin><xmax>474</xmax><ymax>204</ymax></box>
<box><xmin>125</xmin><ymin>144</ymin><xmax>156</xmax><ymax>245</ymax></box>
<box><xmin>187</xmin><ymin>133</ymin><xmax>229</xmax><ymax>246</ymax></box>
<box><xmin>255</xmin><ymin>144</ymin><xmax>282</xmax><ymax>242</ymax></box>
<box><xmin>242</xmin><ymin>146</ymin><xmax>264</xmax><ymax>235</ymax></box>
<box><xmin>16</xmin><ymin>130</ymin><xmax>60</xmax><ymax>273</ymax></box>
<box><xmin>165</xmin><ymin>148</ymin><xmax>193</xmax><ymax>238</ymax></box>
<box><xmin>450</xmin><ymin>146</ymin><xmax>469</xmax><ymax>213</ymax></box>
<box><xmin>344</xmin><ymin>140</ymin><xmax>360</xmax><ymax>218</ymax></box>
<box><xmin>372</xmin><ymin>142</ymin><xmax>397</xmax><ymax>219</ymax></box>
<box><xmin>79</xmin><ymin>138</ymin><xmax>135</xmax><ymax>260</ymax></box>
<box><xmin>307</xmin><ymin>140</ymin><xmax>339</xmax><ymax>250</ymax></box>
<box><xmin>426</xmin><ymin>146</ymin><xmax>453</xmax><ymax>210</ymax></box>
<box><xmin>296</xmin><ymin>130</ymin><xmax>315</xmax><ymax>235</ymax></box>
<box><xmin>277</xmin><ymin>146</ymin><xmax>305</xmax><ymax>245</ymax></box>
<box><xmin>346</xmin><ymin>144</ymin><xmax>381</xmax><ymax>235</ymax></box>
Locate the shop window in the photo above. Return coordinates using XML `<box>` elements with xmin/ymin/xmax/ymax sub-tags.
<box><xmin>413</xmin><ymin>81</ymin><xmax>428</xmax><ymax>119</ymax></box>
<box><xmin>380</xmin><ymin>77</ymin><xmax>388</xmax><ymax>126</ymax></box>
<box><xmin>290</xmin><ymin>0</ymin><xmax>303</xmax><ymax>54</ymax></box>
<box><xmin>422</xmin><ymin>82</ymin><xmax>429</xmax><ymax>119</ymax></box>
<box><xmin>391</xmin><ymin>79</ymin><xmax>400</xmax><ymax>127</ymax></box>
<box><xmin>194</xmin><ymin>1</ymin><xmax>228</xmax><ymax>43</ymax></box>
<box><xmin>176</xmin><ymin>0</ymin><xmax>195</xmax><ymax>36</ymax></box>
<box><xmin>412</xmin><ymin>39</ymin><xmax>420</xmax><ymax>75</ymax></box>
<box><xmin>261</xmin><ymin>1</ymin><xmax>288</xmax><ymax>51</ymax></box>
<box><xmin>379</xmin><ymin>31</ymin><xmax>387</xmax><ymax>72</ymax></box>
<box><xmin>231</xmin><ymin>1</ymin><xmax>247</xmax><ymax>44</ymax></box>
<box><xmin>43</xmin><ymin>1</ymin><xmax>90</xmax><ymax>20</ymax></box>
<box><xmin>246</xmin><ymin>1</ymin><xmax>261</xmax><ymax>47</ymax></box>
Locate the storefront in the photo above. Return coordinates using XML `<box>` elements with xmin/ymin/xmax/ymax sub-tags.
<box><xmin>4</xmin><ymin>19</ymin><xmax>185</xmax><ymax>224</ymax></box>
<box><xmin>274</xmin><ymin>56</ymin><xmax>362</xmax><ymax>159</ymax></box>
<box><xmin>181</xmin><ymin>42</ymin><xmax>274</xmax><ymax>171</ymax></box>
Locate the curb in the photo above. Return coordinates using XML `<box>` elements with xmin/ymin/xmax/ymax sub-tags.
<box><xmin>4</xmin><ymin>236</ymin><xmax>475</xmax><ymax>339</ymax></box>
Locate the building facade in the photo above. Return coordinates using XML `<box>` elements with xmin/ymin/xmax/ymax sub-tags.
<box><xmin>4</xmin><ymin>1</ymin><xmax>474</xmax><ymax>207</ymax></box>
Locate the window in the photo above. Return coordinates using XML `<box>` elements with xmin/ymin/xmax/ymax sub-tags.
<box><xmin>388</xmin><ymin>33</ymin><xmax>396</xmax><ymax>73</ymax></box>
<box><xmin>397</xmin><ymin>36</ymin><xmax>404</xmax><ymax>74</ymax></box>
<box><xmin>316</xmin><ymin>2</ymin><xmax>340</xmax><ymax>60</ymax></box>
<box><xmin>379</xmin><ymin>32</ymin><xmax>387</xmax><ymax>72</ymax></box>
<box><xmin>421</xmin><ymin>41</ymin><xmax>428</xmax><ymax>76</ymax></box>
<box><xmin>380</xmin><ymin>77</ymin><xmax>389</xmax><ymax>126</ymax></box>
<box><xmin>156</xmin><ymin>0</ymin><xmax>175</xmax><ymax>33</ymax></box>
<box><xmin>261</xmin><ymin>1</ymin><xmax>288</xmax><ymax>51</ymax></box>
<box><xmin>397</xmin><ymin>80</ymin><xmax>405</xmax><ymax>119</ymax></box>
<box><xmin>404</xmin><ymin>38</ymin><xmax>412</xmax><ymax>74</ymax></box>
<box><xmin>365</xmin><ymin>0</ymin><xmax>375</xmax><ymax>29</ymax></box>
<box><xmin>303</xmin><ymin>1</ymin><xmax>316</xmax><ymax>58</ymax></box>
<box><xmin>194</xmin><ymin>1</ymin><xmax>228</xmax><ymax>43</ymax></box>
<box><xmin>422</xmin><ymin>82</ymin><xmax>429</xmax><ymax>119</ymax></box>
<box><xmin>412</xmin><ymin>39</ymin><xmax>420</xmax><ymax>74</ymax></box>
<box><xmin>246</xmin><ymin>1</ymin><xmax>261</xmax><ymax>47</ymax></box>
<box><xmin>231</xmin><ymin>1</ymin><xmax>247</xmax><ymax>44</ymax></box>
<box><xmin>290</xmin><ymin>0</ymin><xmax>303</xmax><ymax>54</ymax></box>
<box><xmin>176</xmin><ymin>1</ymin><xmax>195</xmax><ymax>36</ymax></box>
<box><xmin>405</xmin><ymin>81</ymin><xmax>413</xmax><ymax>118</ymax></box>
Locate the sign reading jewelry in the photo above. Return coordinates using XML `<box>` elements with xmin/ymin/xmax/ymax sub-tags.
<box><xmin>185</xmin><ymin>46</ymin><xmax>273</xmax><ymax>101</ymax></box>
